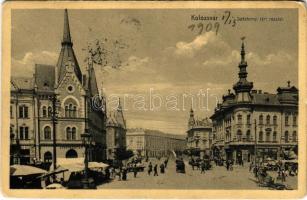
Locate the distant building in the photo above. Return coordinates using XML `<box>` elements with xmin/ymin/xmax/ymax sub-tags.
<box><xmin>187</xmin><ymin>108</ymin><xmax>213</xmax><ymax>157</ymax></box>
<box><xmin>106</xmin><ymin>99</ymin><xmax>127</xmax><ymax>160</ymax></box>
<box><xmin>210</xmin><ymin>39</ymin><xmax>298</xmax><ymax>163</ymax></box>
<box><xmin>10</xmin><ymin>9</ymin><xmax>107</xmax><ymax>166</ymax></box>
<box><xmin>126</xmin><ymin>129</ymin><xmax>186</xmax><ymax>158</ymax></box>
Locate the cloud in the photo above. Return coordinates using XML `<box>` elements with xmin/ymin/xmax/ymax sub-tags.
<box><xmin>12</xmin><ymin>51</ymin><xmax>58</xmax><ymax>77</ymax></box>
<box><xmin>171</xmin><ymin>32</ymin><xmax>231</xmax><ymax>59</ymax></box>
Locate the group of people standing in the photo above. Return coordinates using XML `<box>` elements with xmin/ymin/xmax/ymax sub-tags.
<box><xmin>147</xmin><ymin>158</ymin><xmax>169</xmax><ymax>176</ymax></box>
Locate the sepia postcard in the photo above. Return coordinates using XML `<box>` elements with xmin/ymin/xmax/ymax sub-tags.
<box><xmin>1</xmin><ymin>1</ymin><xmax>307</xmax><ymax>199</ymax></box>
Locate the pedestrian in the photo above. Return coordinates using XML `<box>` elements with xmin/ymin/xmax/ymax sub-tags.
<box><xmin>122</xmin><ymin>167</ymin><xmax>127</xmax><ymax>181</ymax></box>
<box><xmin>160</xmin><ymin>163</ymin><xmax>165</xmax><ymax>174</ymax></box>
<box><xmin>148</xmin><ymin>162</ymin><xmax>153</xmax><ymax>175</ymax></box>
<box><xmin>201</xmin><ymin>161</ymin><xmax>206</xmax><ymax>174</ymax></box>
<box><xmin>229</xmin><ymin>159</ymin><xmax>233</xmax><ymax>171</ymax></box>
<box><xmin>117</xmin><ymin>168</ymin><xmax>122</xmax><ymax>181</ymax></box>
<box><xmin>105</xmin><ymin>168</ymin><xmax>110</xmax><ymax>180</ymax></box>
<box><xmin>226</xmin><ymin>160</ymin><xmax>230</xmax><ymax>171</ymax></box>
<box><xmin>154</xmin><ymin>164</ymin><xmax>158</xmax><ymax>176</ymax></box>
<box><xmin>254</xmin><ymin>165</ymin><xmax>258</xmax><ymax>178</ymax></box>
<box><xmin>133</xmin><ymin>164</ymin><xmax>138</xmax><ymax>178</ymax></box>
<box><xmin>281</xmin><ymin>168</ymin><xmax>287</xmax><ymax>182</ymax></box>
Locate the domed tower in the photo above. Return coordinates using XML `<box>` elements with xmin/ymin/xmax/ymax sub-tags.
<box><xmin>233</xmin><ymin>37</ymin><xmax>254</xmax><ymax>103</ymax></box>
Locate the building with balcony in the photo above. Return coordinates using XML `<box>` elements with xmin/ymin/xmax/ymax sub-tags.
<box><xmin>210</xmin><ymin>39</ymin><xmax>298</xmax><ymax>163</ymax></box>
<box><xmin>10</xmin><ymin>9</ymin><xmax>107</xmax><ymax>166</ymax></box>
<box><xmin>187</xmin><ymin>108</ymin><xmax>213</xmax><ymax>157</ymax></box>
<box><xmin>126</xmin><ymin>128</ymin><xmax>186</xmax><ymax>158</ymax></box>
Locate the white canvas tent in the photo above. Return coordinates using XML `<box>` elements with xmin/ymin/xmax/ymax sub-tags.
<box><xmin>51</xmin><ymin>158</ymin><xmax>109</xmax><ymax>181</ymax></box>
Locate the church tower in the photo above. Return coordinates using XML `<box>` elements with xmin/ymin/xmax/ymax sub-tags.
<box><xmin>55</xmin><ymin>9</ymin><xmax>83</xmax><ymax>85</ymax></box>
<box><xmin>233</xmin><ymin>38</ymin><xmax>253</xmax><ymax>103</ymax></box>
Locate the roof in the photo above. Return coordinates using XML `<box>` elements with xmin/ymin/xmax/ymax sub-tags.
<box><xmin>11</xmin><ymin>77</ymin><xmax>34</xmax><ymax>91</ymax></box>
<box><xmin>127</xmin><ymin>128</ymin><xmax>186</xmax><ymax>140</ymax></box>
<box><xmin>251</xmin><ymin>93</ymin><xmax>280</xmax><ymax>105</ymax></box>
<box><xmin>106</xmin><ymin>110</ymin><xmax>126</xmax><ymax>129</ymax></box>
<box><xmin>56</xmin><ymin>9</ymin><xmax>83</xmax><ymax>84</ymax></box>
<box><xmin>34</xmin><ymin>64</ymin><xmax>55</xmax><ymax>91</ymax></box>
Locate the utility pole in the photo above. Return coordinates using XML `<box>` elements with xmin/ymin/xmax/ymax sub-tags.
<box><xmin>49</xmin><ymin>94</ymin><xmax>59</xmax><ymax>170</ymax></box>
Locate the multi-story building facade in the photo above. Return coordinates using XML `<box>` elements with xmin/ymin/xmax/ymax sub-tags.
<box><xmin>106</xmin><ymin>99</ymin><xmax>127</xmax><ymax>160</ymax></box>
<box><xmin>210</xmin><ymin>39</ymin><xmax>298</xmax><ymax>163</ymax></box>
<box><xmin>10</xmin><ymin>9</ymin><xmax>107</xmax><ymax>166</ymax></box>
<box><xmin>126</xmin><ymin>129</ymin><xmax>186</xmax><ymax>158</ymax></box>
<box><xmin>187</xmin><ymin>108</ymin><xmax>213</xmax><ymax>157</ymax></box>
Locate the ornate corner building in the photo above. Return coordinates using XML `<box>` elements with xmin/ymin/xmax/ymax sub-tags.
<box><xmin>187</xmin><ymin>108</ymin><xmax>213</xmax><ymax>158</ymax></box>
<box><xmin>210</xmin><ymin>39</ymin><xmax>298</xmax><ymax>163</ymax></box>
<box><xmin>106</xmin><ymin>98</ymin><xmax>127</xmax><ymax>160</ymax></box>
<box><xmin>10</xmin><ymin>10</ymin><xmax>107</xmax><ymax>165</ymax></box>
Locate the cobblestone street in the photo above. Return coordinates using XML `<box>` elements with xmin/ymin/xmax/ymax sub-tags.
<box><xmin>98</xmin><ymin>159</ymin><xmax>297</xmax><ymax>190</ymax></box>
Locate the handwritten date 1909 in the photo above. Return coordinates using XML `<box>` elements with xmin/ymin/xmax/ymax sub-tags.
<box><xmin>188</xmin><ymin>22</ymin><xmax>220</xmax><ymax>35</ymax></box>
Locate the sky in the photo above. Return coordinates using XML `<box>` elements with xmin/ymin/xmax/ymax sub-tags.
<box><xmin>11</xmin><ymin>9</ymin><xmax>298</xmax><ymax>135</ymax></box>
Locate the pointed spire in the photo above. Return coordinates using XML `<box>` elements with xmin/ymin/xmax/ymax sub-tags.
<box><xmin>118</xmin><ymin>97</ymin><xmax>122</xmax><ymax>111</ymax></box>
<box><xmin>62</xmin><ymin>9</ymin><xmax>72</xmax><ymax>46</ymax></box>
<box><xmin>240</xmin><ymin>37</ymin><xmax>246</xmax><ymax>63</ymax></box>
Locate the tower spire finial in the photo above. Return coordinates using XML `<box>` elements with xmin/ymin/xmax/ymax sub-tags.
<box><xmin>62</xmin><ymin>9</ymin><xmax>72</xmax><ymax>45</ymax></box>
<box><xmin>240</xmin><ymin>36</ymin><xmax>246</xmax><ymax>63</ymax></box>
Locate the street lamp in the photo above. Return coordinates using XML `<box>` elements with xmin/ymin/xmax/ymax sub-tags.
<box><xmin>48</xmin><ymin>94</ymin><xmax>60</xmax><ymax>170</ymax></box>
<box><xmin>81</xmin><ymin>131</ymin><xmax>92</xmax><ymax>189</ymax></box>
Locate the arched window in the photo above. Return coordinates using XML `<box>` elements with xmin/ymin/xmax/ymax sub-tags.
<box><xmin>42</xmin><ymin>106</ymin><xmax>47</xmax><ymax>117</ymax></box>
<box><xmin>292</xmin><ymin>131</ymin><xmax>297</xmax><ymax>142</ymax></box>
<box><xmin>44</xmin><ymin>126</ymin><xmax>51</xmax><ymax>140</ymax></box>
<box><xmin>259</xmin><ymin>115</ymin><xmax>263</xmax><ymax>125</ymax></box>
<box><xmin>65</xmin><ymin>106</ymin><xmax>69</xmax><ymax>117</ymax></box>
<box><xmin>237</xmin><ymin>114</ymin><xmax>242</xmax><ymax>124</ymax></box>
<box><xmin>273</xmin><ymin>131</ymin><xmax>277</xmax><ymax>142</ymax></box>
<box><xmin>72</xmin><ymin>127</ymin><xmax>76</xmax><ymax>140</ymax></box>
<box><xmin>259</xmin><ymin>131</ymin><xmax>263</xmax><ymax>142</ymax></box>
<box><xmin>266</xmin><ymin>115</ymin><xmax>270</xmax><ymax>125</ymax></box>
<box><xmin>285</xmin><ymin>131</ymin><xmax>289</xmax><ymax>143</ymax></box>
<box><xmin>266</xmin><ymin>131</ymin><xmax>271</xmax><ymax>142</ymax></box>
<box><xmin>246</xmin><ymin>130</ymin><xmax>251</xmax><ymax>141</ymax></box>
<box><xmin>66</xmin><ymin>127</ymin><xmax>72</xmax><ymax>140</ymax></box>
<box><xmin>48</xmin><ymin>106</ymin><xmax>52</xmax><ymax>117</ymax></box>
<box><xmin>237</xmin><ymin>130</ymin><xmax>242</xmax><ymax>141</ymax></box>
<box><xmin>66</xmin><ymin>149</ymin><xmax>78</xmax><ymax>158</ymax></box>
<box><xmin>73</xmin><ymin>106</ymin><xmax>77</xmax><ymax>117</ymax></box>
<box><xmin>69</xmin><ymin>104</ymin><xmax>73</xmax><ymax>117</ymax></box>
<box><xmin>247</xmin><ymin>114</ymin><xmax>251</xmax><ymax>125</ymax></box>
<box><xmin>273</xmin><ymin>116</ymin><xmax>277</xmax><ymax>125</ymax></box>
<box><xmin>285</xmin><ymin>115</ymin><xmax>289</xmax><ymax>126</ymax></box>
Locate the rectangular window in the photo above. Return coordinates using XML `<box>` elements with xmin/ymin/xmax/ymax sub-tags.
<box><xmin>19</xmin><ymin>106</ymin><xmax>23</xmax><ymax>118</ymax></box>
<box><xmin>19</xmin><ymin>106</ymin><xmax>29</xmax><ymax>118</ymax></box>
<box><xmin>19</xmin><ymin>126</ymin><xmax>29</xmax><ymax>140</ymax></box>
